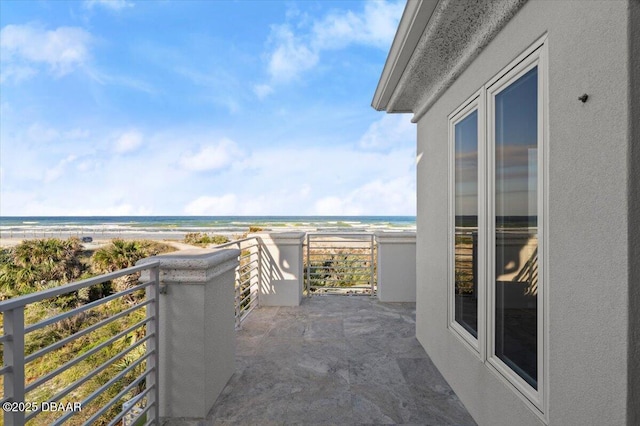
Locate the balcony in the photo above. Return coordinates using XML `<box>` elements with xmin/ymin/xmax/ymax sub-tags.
<box><xmin>1</xmin><ymin>231</ymin><xmax>476</xmax><ymax>425</ymax></box>
<box><xmin>210</xmin><ymin>296</ymin><xmax>475</xmax><ymax>425</ymax></box>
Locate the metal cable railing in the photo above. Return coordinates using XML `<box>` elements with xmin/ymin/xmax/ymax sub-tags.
<box><xmin>0</xmin><ymin>262</ymin><xmax>161</xmax><ymax>426</ymax></box>
<box><xmin>305</xmin><ymin>233</ymin><xmax>376</xmax><ymax>296</ymax></box>
<box><xmin>214</xmin><ymin>237</ymin><xmax>261</xmax><ymax>328</ymax></box>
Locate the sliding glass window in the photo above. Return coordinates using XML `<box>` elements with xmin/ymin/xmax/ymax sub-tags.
<box><xmin>453</xmin><ymin>109</ymin><xmax>479</xmax><ymax>339</ymax></box>
<box><xmin>448</xmin><ymin>38</ymin><xmax>545</xmax><ymax>412</ymax></box>
<box><xmin>492</xmin><ymin>64</ymin><xmax>540</xmax><ymax>390</ymax></box>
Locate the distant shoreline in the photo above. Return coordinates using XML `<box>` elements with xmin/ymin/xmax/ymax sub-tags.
<box><xmin>0</xmin><ymin>215</ymin><xmax>417</xmax><ymax>248</ymax></box>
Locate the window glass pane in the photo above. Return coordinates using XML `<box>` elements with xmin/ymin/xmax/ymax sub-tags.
<box><xmin>495</xmin><ymin>66</ymin><xmax>538</xmax><ymax>388</ymax></box>
<box><xmin>454</xmin><ymin>110</ymin><xmax>478</xmax><ymax>338</ymax></box>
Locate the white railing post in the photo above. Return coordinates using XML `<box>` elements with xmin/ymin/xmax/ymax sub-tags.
<box><xmin>3</xmin><ymin>307</ymin><xmax>25</xmax><ymax>426</ymax></box>
<box><xmin>138</xmin><ymin>248</ymin><xmax>239</xmax><ymax>421</ymax></box>
<box><xmin>234</xmin><ymin>241</ymin><xmax>242</xmax><ymax>330</ymax></box>
<box><xmin>370</xmin><ymin>234</ymin><xmax>375</xmax><ymax>296</ymax></box>
<box><xmin>254</xmin><ymin>239</ymin><xmax>261</xmax><ymax>308</ymax></box>
<box><xmin>375</xmin><ymin>231</ymin><xmax>417</xmax><ymax>302</ymax></box>
<box><xmin>306</xmin><ymin>233</ymin><xmax>310</xmax><ymax>296</ymax></box>
<box><xmin>248</xmin><ymin>232</ymin><xmax>305</xmax><ymax>306</ymax></box>
<box><xmin>144</xmin><ymin>265</ymin><xmax>161</xmax><ymax>424</ymax></box>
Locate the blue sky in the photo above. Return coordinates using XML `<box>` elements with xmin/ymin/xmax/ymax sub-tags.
<box><xmin>0</xmin><ymin>0</ymin><xmax>415</xmax><ymax>216</ymax></box>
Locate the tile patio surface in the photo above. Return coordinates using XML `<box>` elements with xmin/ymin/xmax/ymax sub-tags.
<box><xmin>208</xmin><ymin>296</ymin><xmax>476</xmax><ymax>425</ymax></box>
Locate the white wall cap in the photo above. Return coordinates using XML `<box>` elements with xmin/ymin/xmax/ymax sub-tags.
<box><xmin>374</xmin><ymin>231</ymin><xmax>417</xmax><ymax>244</ymax></box>
<box><xmin>137</xmin><ymin>248</ymin><xmax>240</xmax><ymax>284</ymax></box>
<box><xmin>249</xmin><ymin>232</ymin><xmax>306</xmax><ymax>245</ymax></box>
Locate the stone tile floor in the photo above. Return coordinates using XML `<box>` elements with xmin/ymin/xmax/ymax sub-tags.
<box><xmin>208</xmin><ymin>296</ymin><xmax>476</xmax><ymax>425</ymax></box>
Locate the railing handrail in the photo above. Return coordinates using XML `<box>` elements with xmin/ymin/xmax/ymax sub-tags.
<box><xmin>1</xmin><ymin>261</ymin><xmax>161</xmax><ymax>425</ymax></box>
<box><xmin>306</xmin><ymin>232</ymin><xmax>374</xmax><ymax>237</ymax></box>
<box><xmin>0</xmin><ymin>261</ymin><xmax>161</xmax><ymax>312</ymax></box>
<box><xmin>213</xmin><ymin>236</ymin><xmax>259</xmax><ymax>250</ymax></box>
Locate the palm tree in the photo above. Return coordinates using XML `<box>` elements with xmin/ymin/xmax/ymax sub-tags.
<box><xmin>91</xmin><ymin>239</ymin><xmax>159</xmax><ymax>298</ymax></box>
<box><xmin>91</xmin><ymin>239</ymin><xmax>143</xmax><ymax>273</ymax></box>
<box><xmin>1</xmin><ymin>238</ymin><xmax>87</xmax><ymax>299</ymax></box>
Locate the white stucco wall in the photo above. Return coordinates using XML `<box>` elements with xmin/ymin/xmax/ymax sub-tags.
<box><xmin>627</xmin><ymin>2</ymin><xmax>640</xmax><ymax>425</ymax></box>
<box><xmin>139</xmin><ymin>249</ymin><xmax>238</xmax><ymax>421</ymax></box>
<box><xmin>415</xmin><ymin>1</ymin><xmax>634</xmax><ymax>425</ymax></box>
<box><xmin>251</xmin><ymin>232</ymin><xmax>305</xmax><ymax>306</ymax></box>
<box><xmin>375</xmin><ymin>232</ymin><xmax>416</xmax><ymax>302</ymax></box>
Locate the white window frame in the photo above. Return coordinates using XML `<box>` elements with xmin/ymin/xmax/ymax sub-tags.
<box><xmin>447</xmin><ymin>90</ymin><xmax>486</xmax><ymax>358</ymax></box>
<box><xmin>447</xmin><ymin>35</ymin><xmax>548</xmax><ymax>419</ymax></box>
<box><xmin>486</xmin><ymin>39</ymin><xmax>546</xmax><ymax>412</ymax></box>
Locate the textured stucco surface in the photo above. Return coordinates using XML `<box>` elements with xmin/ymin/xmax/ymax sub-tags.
<box><xmin>139</xmin><ymin>250</ymin><xmax>238</xmax><ymax>419</ymax></box>
<box><xmin>375</xmin><ymin>232</ymin><xmax>416</xmax><ymax>302</ymax></box>
<box><xmin>413</xmin><ymin>1</ymin><xmax>633</xmax><ymax>425</ymax></box>
<box><xmin>138</xmin><ymin>248</ymin><xmax>240</xmax><ymax>284</ymax></box>
<box><xmin>627</xmin><ymin>1</ymin><xmax>640</xmax><ymax>425</ymax></box>
<box><xmin>251</xmin><ymin>232</ymin><xmax>305</xmax><ymax>306</ymax></box>
<box><xmin>385</xmin><ymin>0</ymin><xmax>526</xmax><ymax>119</ymax></box>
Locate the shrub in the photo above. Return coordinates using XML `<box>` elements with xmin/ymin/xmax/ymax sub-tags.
<box><xmin>183</xmin><ymin>232</ymin><xmax>229</xmax><ymax>247</ymax></box>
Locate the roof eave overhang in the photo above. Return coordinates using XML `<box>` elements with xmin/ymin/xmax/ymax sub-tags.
<box><xmin>372</xmin><ymin>0</ymin><xmax>528</xmax><ymax>123</ymax></box>
<box><xmin>372</xmin><ymin>0</ymin><xmax>439</xmax><ymax>113</ymax></box>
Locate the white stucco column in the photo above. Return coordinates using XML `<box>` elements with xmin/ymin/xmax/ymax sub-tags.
<box><xmin>138</xmin><ymin>248</ymin><xmax>238</xmax><ymax>421</ymax></box>
<box><xmin>250</xmin><ymin>232</ymin><xmax>305</xmax><ymax>306</ymax></box>
<box><xmin>375</xmin><ymin>231</ymin><xmax>417</xmax><ymax>302</ymax></box>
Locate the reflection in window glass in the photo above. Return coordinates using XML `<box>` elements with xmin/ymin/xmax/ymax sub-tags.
<box><xmin>495</xmin><ymin>66</ymin><xmax>538</xmax><ymax>388</ymax></box>
<box><xmin>454</xmin><ymin>110</ymin><xmax>478</xmax><ymax>338</ymax></box>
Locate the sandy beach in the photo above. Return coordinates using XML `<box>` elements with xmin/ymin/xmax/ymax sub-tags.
<box><xmin>0</xmin><ymin>232</ymin><xmax>205</xmax><ymax>251</ymax></box>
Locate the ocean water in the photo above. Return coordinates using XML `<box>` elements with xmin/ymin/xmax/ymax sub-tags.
<box><xmin>0</xmin><ymin>216</ymin><xmax>416</xmax><ymax>240</ymax></box>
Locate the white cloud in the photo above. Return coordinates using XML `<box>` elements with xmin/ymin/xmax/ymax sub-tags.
<box><xmin>0</xmin><ymin>24</ymin><xmax>93</xmax><ymax>79</ymax></box>
<box><xmin>0</xmin><ymin>65</ymin><xmax>37</xmax><ymax>83</ymax></box>
<box><xmin>179</xmin><ymin>138</ymin><xmax>242</xmax><ymax>172</ymax></box>
<box><xmin>2</xmin><ymin>198</ymin><xmax>152</xmax><ymax>216</ymax></box>
<box><xmin>314</xmin><ymin>196</ymin><xmax>361</xmax><ymax>216</ymax></box>
<box><xmin>314</xmin><ymin>175</ymin><xmax>415</xmax><ymax>216</ymax></box>
<box><xmin>312</xmin><ymin>0</ymin><xmax>405</xmax><ymax>50</ymax></box>
<box><xmin>84</xmin><ymin>0</ymin><xmax>134</xmax><ymax>11</ymax></box>
<box><xmin>184</xmin><ymin>194</ymin><xmax>238</xmax><ymax>215</ymax></box>
<box><xmin>253</xmin><ymin>84</ymin><xmax>274</xmax><ymax>100</ymax></box>
<box><xmin>114</xmin><ymin>130</ymin><xmax>143</xmax><ymax>154</ymax></box>
<box><xmin>1</xmin><ymin>118</ymin><xmax>416</xmax><ymax>216</ymax></box>
<box><xmin>65</xmin><ymin>128</ymin><xmax>91</xmax><ymax>140</ymax></box>
<box><xmin>267</xmin><ymin>25</ymin><xmax>319</xmax><ymax>82</ymax></box>
<box><xmin>263</xmin><ymin>0</ymin><xmax>404</xmax><ymax>84</ymax></box>
<box><xmin>359</xmin><ymin>113</ymin><xmax>414</xmax><ymax>149</ymax></box>
<box><xmin>44</xmin><ymin>155</ymin><xmax>78</xmax><ymax>183</ymax></box>
<box><xmin>27</xmin><ymin>123</ymin><xmax>60</xmax><ymax>144</ymax></box>
<box><xmin>86</xmin><ymin>68</ymin><xmax>157</xmax><ymax>94</ymax></box>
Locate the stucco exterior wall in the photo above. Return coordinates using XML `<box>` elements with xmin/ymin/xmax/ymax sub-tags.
<box><xmin>627</xmin><ymin>2</ymin><xmax>640</xmax><ymax>425</ymax></box>
<box><xmin>415</xmin><ymin>1</ymin><xmax>633</xmax><ymax>425</ymax></box>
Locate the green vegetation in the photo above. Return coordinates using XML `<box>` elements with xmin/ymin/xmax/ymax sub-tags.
<box><xmin>305</xmin><ymin>248</ymin><xmax>376</xmax><ymax>294</ymax></box>
<box><xmin>236</xmin><ymin>249</ymin><xmax>256</xmax><ymax>316</ymax></box>
<box><xmin>0</xmin><ymin>238</ymin><xmax>87</xmax><ymax>301</ymax></box>
<box><xmin>454</xmin><ymin>235</ymin><xmax>475</xmax><ymax>295</ymax></box>
<box><xmin>183</xmin><ymin>232</ymin><xmax>230</xmax><ymax>247</ymax></box>
<box><xmin>0</xmin><ymin>238</ymin><xmax>175</xmax><ymax>425</ymax></box>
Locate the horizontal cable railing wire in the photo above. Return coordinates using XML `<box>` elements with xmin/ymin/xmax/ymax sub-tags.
<box><xmin>0</xmin><ymin>262</ymin><xmax>161</xmax><ymax>426</ymax></box>
<box><xmin>305</xmin><ymin>233</ymin><xmax>376</xmax><ymax>296</ymax></box>
<box><xmin>454</xmin><ymin>229</ymin><xmax>476</xmax><ymax>299</ymax></box>
<box><xmin>214</xmin><ymin>237</ymin><xmax>261</xmax><ymax>328</ymax></box>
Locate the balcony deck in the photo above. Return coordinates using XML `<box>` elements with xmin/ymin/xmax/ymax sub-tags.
<box><xmin>207</xmin><ymin>296</ymin><xmax>476</xmax><ymax>425</ymax></box>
